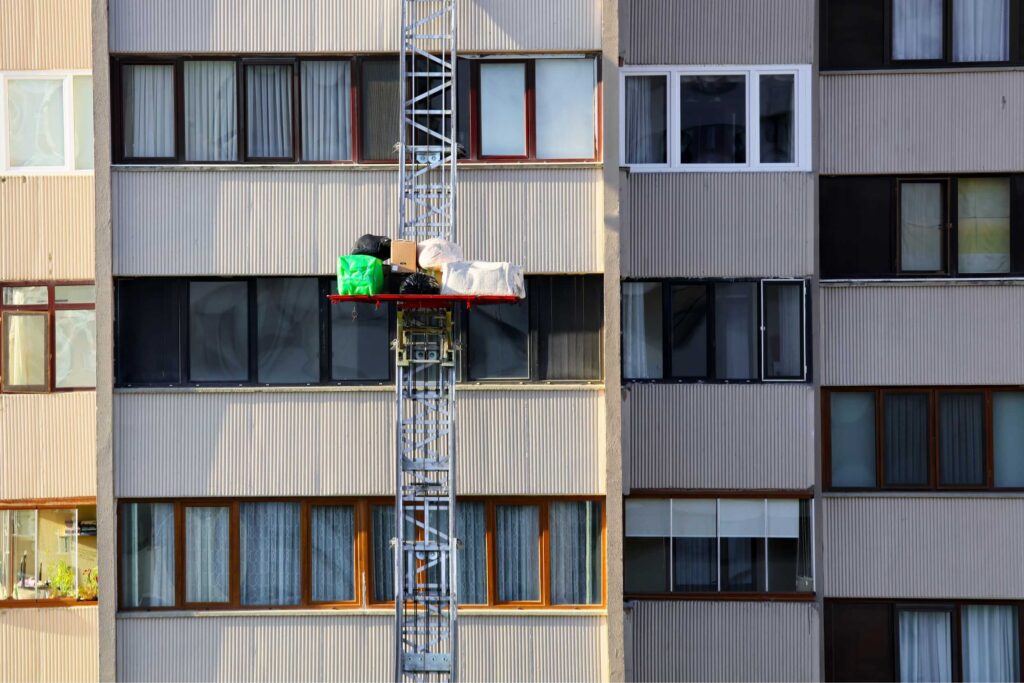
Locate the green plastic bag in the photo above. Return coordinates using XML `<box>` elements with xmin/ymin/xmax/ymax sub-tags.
<box><xmin>337</xmin><ymin>255</ymin><xmax>384</xmax><ymax>295</ymax></box>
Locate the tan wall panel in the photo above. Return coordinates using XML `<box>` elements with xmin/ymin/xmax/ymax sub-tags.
<box><xmin>0</xmin><ymin>393</ymin><xmax>97</xmax><ymax>500</ymax></box>
<box><xmin>621</xmin><ymin>173</ymin><xmax>814</xmax><ymax>278</ymax></box>
<box><xmin>112</xmin><ymin>168</ymin><xmax>601</xmax><ymax>276</ymax></box>
<box><xmin>117</xmin><ymin>614</ymin><xmax>604</xmax><ymax>682</ymax></box>
<box><xmin>109</xmin><ymin>0</ymin><xmax>600</xmax><ymax>53</ymax></box>
<box><xmin>822</xmin><ymin>282</ymin><xmax>1024</xmax><ymax>385</ymax></box>
<box><xmin>623</xmin><ymin>383</ymin><xmax>814</xmax><ymax>491</ymax></box>
<box><xmin>628</xmin><ymin>600</ymin><xmax>819</xmax><ymax>682</ymax></box>
<box><xmin>823</xmin><ymin>496</ymin><xmax>1024</xmax><ymax>598</ymax></box>
<box><xmin>114</xmin><ymin>389</ymin><xmax>604</xmax><ymax>497</ymax></box>
<box><xmin>821</xmin><ymin>72</ymin><xmax>1024</xmax><ymax>173</ymax></box>
<box><xmin>0</xmin><ymin>176</ymin><xmax>95</xmax><ymax>281</ymax></box>
<box><xmin>0</xmin><ymin>606</ymin><xmax>98</xmax><ymax>682</ymax></box>
<box><xmin>0</xmin><ymin>0</ymin><xmax>92</xmax><ymax>70</ymax></box>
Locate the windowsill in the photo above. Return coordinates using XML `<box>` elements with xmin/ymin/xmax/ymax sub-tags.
<box><xmin>824</xmin><ymin>490</ymin><xmax>1024</xmax><ymax>499</ymax></box>
<box><xmin>821</xmin><ymin>277</ymin><xmax>1024</xmax><ymax>287</ymax></box>
<box><xmin>117</xmin><ymin>607</ymin><xmax>606</xmax><ymax>619</ymax></box>
<box><xmin>113</xmin><ymin>383</ymin><xmax>604</xmax><ymax>394</ymax></box>
<box><xmin>0</xmin><ymin>600</ymin><xmax>97</xmax><ymax>610</ymax></box>
<box><xmin>111</xmin><ymin>162</ymin><xmax>602</xmax><ymax>172</ymax></box>
<box><xmin>821</xmin><ymin>65</ymin><xmax>1024</xmax><ymax>76</ymax></box>
<box><xmin>621</xmin><ymin>166</ymin><xmax>812</xmax><ymax>174</ymax></box>
<box><xmin>623</xmin><ymin>593</ymin><xmax>815</xmax><ymax>603</ymax></box>
<box><xmin>0</xmin><ymin>170</ymin><xmax>94</xmax><ymax>178</ymax></box>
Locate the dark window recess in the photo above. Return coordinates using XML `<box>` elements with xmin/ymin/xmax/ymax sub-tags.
<box><xmin>825</xmin><ymin>602</ymin><xmax>896</xmax><ymax>681</ymax></box>
<box><xmin>360</xmin><ymin>59</ymin><xmax>401</xmax><ymax>161</ymax></box>
<box><xmin>679</xmin><ymin>75</ymin><xmax>746</xmax><ymax>165</ymax></box>
<box><xmin>820</xmin><ymin>176</ymin><xmax>895</xmax><ymax>278</ymax></box>
<box><xmin>623</xmin><ymin>538</ymin><xmax>669</xmax><ymax>593</ymax></box>
<box><xmin>115</xmin><ymin>279</ymin><xmax>184</xmax><ymax>384</ymax></box>
<box><xmin>821</xmin><ymin>0</ymin><xmax>887</xmax><ymax>69</ymax></box>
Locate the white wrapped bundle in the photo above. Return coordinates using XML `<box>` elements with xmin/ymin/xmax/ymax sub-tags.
<box><xmin>417</xmin><ymin>238</ymin><xmax>464</xmax><ymax>269</ymax></box>
<box><xmin>441</xmin><ymin>261</ymin><xmax>525</xmax><ymax>298</ymax></box>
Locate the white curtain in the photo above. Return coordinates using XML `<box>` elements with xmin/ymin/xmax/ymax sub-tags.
<box><xmin>622</xmin><ymin>282</ymin><xmax>663</xmax><ymax>379</ymax></box>
<box><xmin>958</xmin><ymin>177</ymin><xmax>1011</xmax><ymax>273</ymax></box>
<box><xmin>496</xmin><ymin>505</ymin><xmax>539</xmax><ymax>601</ymax></box>
<box><xmin>901</xmin><ymin>182</ymin><xmax>944</xmax><ymax>271</ymax></box>
<box><xmin>550</xmin><ymin>501</ymin><xmax>601</xmax><ymax>605</ymax></box>
<box><xmin>457</xmin><ymin>503</ymin><xmax>487</xmax><ymax>604</ymax></box>
<box><xmin>122</xmin><ymin>65</ymin><xmax>174</xmax><ymax>158</ymax></box>
<box><xmin>55</xmin><ymin>310</ymin><xmax>96</xmax><ymax>389</ymax></box>
<box><xmin>899</xmin><ymin>610</ymin><xmax>953</xmax><ymax>682</ymax></box>
<box><xmin>939</xmin><ymin>393</ymin><xmax>985</xmax><ymax>485</ymax></box>
<box><xmin>185</xmin><ymin>507</ymin><xmax>230</xmax><ymax>603</ymax></box>
<box><xmin>246</xmin><ymin>65</ymin><xmax>292</xmax><ymax>158</ymax></box>
<box><xmin>185</xmin><ymin>61</ymin><xmax>237</xmax><ymax>161</ymax></box>
<box><xmin>301</xmin><ymin>61</ymin><xmax>351</xmax><ymax>161</ymax></box>
<box><xmin>121</xmin><ymin>503</ymin><xmax>175</xmax><ymax>608</ymax></box>
<box><xmin>311</xmin><ymin>506</ymin><xmax>354</xmax><ymax>602</ymax></box>
<box><xmin>372</xmin><ymin>505</ymin><xmax>395</xmax><ymax>602</ymax></box>
<box><xmin>480</xmin><ymin>63</ymin><xmax>526</xmax><ymax>156</ymax></box>
<box><xmin>954</xmin><ymin>0</ymin><xmax>1010</xmax><ymax>61</ymax></box>
<box><xmin>8</xmin><ymin>79</ymin><xmax>65</xmax><ymax>167</ymax></box>
<box><xmin>714</xmin><ymin>283</ymin><xmax>757</xmax><ymax>380</ymax></box>
<box><xmin>962</xmin><ymin>605</ymin><xmax>1020</xmax><ymax>682</ymax></box>
<box><xmin>764</xmin><ymin>282</ymin><xmax>802</xmax><ymax>379</ymax></box>
<box><xmin>625</xmin><ymin>75</ymin><xmax>667</xmax><ymax>164</ymax></box>
<box><xmin>893</xmin><ymin>0</ymin><xmax>944</xmax><ymax>60</ymax></box>
<box><xmin>994</xmin><ymin>393</ymin><xmax>1024</xmax><ymax>486</ymax></box>
<box><xmin>536</xmin><ymin>59</ymin><xmax>596</xmax><ymax>159</ymax></box>
<box><xmin>3</xmin><ymin>313</ymin><xmax>47</xmax><ymax>388</ymax></box>
<box><xmin>240</xmin><ymin>503</ymin><xmax>300</xmax><ymax>606</ymax></box>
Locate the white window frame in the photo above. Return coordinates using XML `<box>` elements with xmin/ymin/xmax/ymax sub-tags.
<box><xmin>0</xmin><ymin>70</ymin><xmax>93</xmax><ymax>176</ymax></box>
<box><xmin>759</xmin><ymin>278</ymin><xmax>809</xmax><ymax>383</ymax></box>
<box><xmin>619</xmin><ymin>64</ymin><xmax>812</xmax><ymax>173</ymax></box>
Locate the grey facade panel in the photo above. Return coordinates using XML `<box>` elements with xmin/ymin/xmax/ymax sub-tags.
<box><xmin>623</xmin><ymin>0</ymin><xmax>815</xmax><ymax>65</ymax></box>
<box><xmin>621</xmin><ymin>173</ymin><xmax>815</xmax><ymax>278</ymax></box>
<box><xmin>821</xmin><ymin>72</ymin><xmax>1024</xmax><ymax>174</ymax></box>
<box><xmin>628</xmin><ymin>601</ymin><xmax>820</xmax><ymax>682</ymax></box>
<box><xmin>623</xmin><ymin>384</ymin><xmax>815</xmax><ymax>491</ymax></box>
<box><xmin>0</xmin><ymin>607</ymin><xmax>98</xmax><ymax>683</ymax></box>
<box><xmin>822</xmin><ymin>282</ymin><xmax>1024</xmax><ymax>385</ymax></box>
<box><xmin>823</xmin><ymin>496</ymin><xmax>1024</xmax><ymax>598</ymax></box>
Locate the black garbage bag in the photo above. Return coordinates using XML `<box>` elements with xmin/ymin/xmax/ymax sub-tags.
<box><xmin>398</xmin><ymin>271</ymin><xmax>440</xmax><ymax>295</ymax></box>
<box><xmin>352</xmin><ymin>234</ymin><xmax>391</xmax><ymax>260</ymax></box>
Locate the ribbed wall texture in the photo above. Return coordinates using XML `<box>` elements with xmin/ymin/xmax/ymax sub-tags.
<box><xmin>628</xmin><ymin>601</ymin><xmax>819</xmax><ymax>682</ymax></box>
<box><xmin>822</xmin><ymin>282</ymin><xmax>1024</xmax><ymax>385</ymax></box>
<box><xmin>823</xmin><ymin>496</ymin><xmax>1024</xmax><ymax>598</ymax></box>
<box><xmin>621</xmin><ymin>173</ymin><xmax>814</xmax><ymax>278</ymax></box>
<box><xmin>0</xmin><ymin>393</ymin><xmax>97</xmax><ymax>500</ymax></box>
<box><xmin>0</xmin><ymin>606</ymin><xmax>98</xmax><ymax>683</ymax></box>
<box><xmin>112</xmin><ymin>168</ymin><xmax>600</xmax><ymax>276</ymax></box>
<box><xmin>114</xmin><ymin>389</ymin><xmax>603</xmax><ymax>497</ymax></box>
<box><xmin>0</xmin><ymin>0</ymin><xmax>92</xmax><ymax>70</ymax></box>
<box><xmin>623</xmin><ymin>0</ymin><xmax>815</xmax><ymax>65</ymax></box>
<box><xmin>109</xmin><ymin>0</ymin><xmax>600</xmax><ymax>53</ymax></box>
<box><xmin>117</xmin><ymin>614</ymin><xmax>604</xmax><ymax>682</ymax></box>
<box><xmin>821</xmin><ymin>72</ymin><xmax>1024</xmax><ymax>173</ymax></box>
<box><xmin>623</xmin><ymin>383</ymin><xmax>814</xmax><ymax>490</ymax></box>
<box><xmin>0</xmin><ymin>176</ymin><xmax>95</xmax><ymax>281</ymax></box>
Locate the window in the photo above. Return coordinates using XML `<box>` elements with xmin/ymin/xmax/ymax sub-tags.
<box><xmin>121</xmin><ymin>503</ymin><xmax>175</xmax><ymax>608</ymax></box>
<box><xmin>621</xmin><ymin>279</ymin><xmax>808</xmax><ymax>382</ymax></box>
<box><xmin>1</xmin><ymin>283</ymin><xmax>96</xmax><ymax>393</ymax></box>
<box><xmin>620</xmin><ymin>65</ymin><xmax>811</xmax><ymax>171</ymax></box>
<box><xmin>0</xmin><ymin>503</ymin><xmax>98</xmax><ymax>605</ymax></box>
<box><xmin>184</xmin><ymin>61</ymin><xmax>237</xmax><ymax>162</ymax></box>
<box><xmin>826</xmin><ymin>600</ymin><xmax>1022</xmax><ymax>682</ymax></box>
<box><xmin>826</xmin><ymin>387</ymin><xmax>1024</xmax><ymax>490</ymax></box>
<box><xmin>0</xmin><ymin>73</ymin><xmax>93</xmax><ymax>172</ymax></box>
<box><xmin>245</xmin><ymin>63</ymin><xmax>294</xmax><ymax>160</ymax></box>
<box><xmin>624</xmin><ymin>497</ymin><xmax>814</xmax><ymax>596</ymax></box>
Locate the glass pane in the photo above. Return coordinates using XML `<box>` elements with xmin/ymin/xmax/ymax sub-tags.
<box><xmin>536</xmin><ymin>59</ymin><xmax>595</xmax><ymax>159</ymax></box>
<box><xmin>301</xmin><ymin>61</ymin><xmax>352</xmax><ymax>161</ymax></box>
<box><xmin>624</xmin><ymin>75</ymin><xmax>667</xmax><ymax>164</ymax></box>
<box><xmin>550</xmin><ymin>501</ymin><xmax>602</xmax><ymax>605</ymax></box>
<box><xmin>533</xmin><ymin>275</ymin><xmax>603</xmax><ymax>381</ymax></box>
<box><xmin>899</xmin><ymin>610</ymin><xmax>953</xmax><ymax>682</ymax></box>
<box><xmin>901</xmin><ymin>181</ymin><xmax>944</xmax><ymax>272</ymax></box>
<box><xmin>672</xmin><ymin>538</ymin><xmax>717</xmax><ymax>592</ymax></box>
<box><xmin>123</xmin><ymin>64</ymin><xmax>175</xmax><ymax>158</ymax></box>
<box><xmin>767</xmin><ymin>500</ymin><xmax>799</xmax><ymax>538</ymax></box>
<box><xmin>55</xmin><ymin>310</ymin><xmax>96</xmax><ymax>389</ymax></box>
<box><xmin>371</xmin><ymin>505</ymin><xmax>394</xmax><ymax>602</ymax></box>
<box><xmin>884</xmin><ymin>393</ymin><xmax>930</xmax><ymax>486</ymax></box>
<box><xmin>38</xmin><ymin>509</ymin><xmax>77</xmax><ymax>599</ymax></box>
<box><xmin>0</xmin><ymin>511</ymin><xmax>9</xmax><ymax>600</ymax></box>
<box><xmin>12</xmin><ymin>510</ymin><xmax>37</xmax><ymax>600</ymax></box>
<box><xmin>624</xmin><ymin>537</ymin><xmax>668</xmax><ymax>593</ymax></box>
<box><xmin>994</xmin><ymin>393</ymin><xmax>1024</xmax><ymax>487</ymax></box>
<box><xmin>189</xmin><ymin>281</ymin><xmax>249</xmax><ymax>382</ymax></box>
<box><xmin>480</xmin><ymin>63</ymin><xmax>526</xmax><ymax>156</ymax></box>
<box><xmin>360</xmin><ymin>60</ymin><xmax>400</xmax><ymax>160</ymax></box>
<box><xmin>765</xmin><ymin>500</ymin><xmax>809</xmax><ymax>593</ymax></box>
<box><xmin>669</xmin><ymin>284</ymin><xmax>707</xmax><ymax>378</ymax></box>
<box><xmin>893</xmin><ymin>0</ymin><xmax>944</xmax><ymax>60</ymax></box>
<box><xmin>719</xmin><ymin>499</ymin><xmax>765</xmax><ymax>537</ymax></box>
<box><xmin>759</xmin><ymin>74</ymin><xmax>794</xmax><ymax>163</ymax></box>
<box><xmin>680</xmin><ymin>75</ymin><xmax>745</xmax><ymax>164</ymax></box>
<box><xmin>73</xmin><ymin>76</ymin><xmax>93</xmax><ymax>170</ymax></box>
<box><xmin>3</xmin><ymin>286</ymin><xmax>47</xmax><ymax>305</ymax></box>
<box><xmin>457</xmin><ymin>502</ymin><xmax>487</xmax><ymax>604</ymax></box>
<box><xmin>185</xmin><ymin>61</ymin><xmax>237</xmax><ymax>161</ymax></box>
<box><xmin>311</xmin><ymin>506</ymin><xmax>355</xmax><ymax>602</ymax></box>
<box><xmin>116</xmin><ymin>279</ymin><xmax>182</xmax><ymax>385</ymax></box>
<box><xmin>938</xmin><ymin>392</ymin><xmax>985</xmax><ymax>486</ymax></box>
<box><xmin>76</xmin><ymin>504</ymin><xmax>97</xmax><ymax>601</ymax></box>
<box><xmin>256</xmin><ymin>278</ymin><xmax>319</xmax><ymax>384</ymax></box>
<box><xmin>831</xmin><ymin>392</ymin><xmax>878</xmax><ymax>487</ymax></box>
<box><xmin>495</xmin><ymin>505</ymin><xmax>540</xmax><ymax>601</ymax></box>
<box><xmin>622</xmin><ymin>282</ymin><xmax>663</xmax><ymax>380</ymax></box>
<box><xmin>120</xmin><ymin>503</ymin><xmax>176</xmax><ymax>608</ymax></box>
<box><xmin>625</xmin><ymin>499</ymin><xmax>670</xmax><ymax>536</ymax></box>
<box><xmin>670</xmin><ymin>499</ymin><xmax>716</xmax><ymax>538</ymax></box>
<box><xmin>54</xmin><ymin>285</ymin><xmax>96</xmax><ymax>304</ymax></box>
<box><xmin>246</xmin><ymin>64</ymin><xmax>293</xmax><ymax>158</ymax></box>
<box><xmin>240</xmin><ymin>503</ymin><xmax>301</xmax><ymax>606</ymax></box>
<box><xmin>330</xmin><ymin>298</ymin><xmax>389</xmax><ymax>381</ymax></box>
<box><xmin>468</xmin><ymin>297</ymin><xmax>529</xmax><ymax>380</ymax></box>
<box><xmin>8</xmin><ymin>79</ymin><xmax>65</xmax><ymax>167</ymax></box>
<box><xmin>763</xmin><ymin>282</ymin><xmax>803</xmax><ymax>379</ymax></box>
<box><xmin>961</xmin><ymin>605</ymin><xmax>1020</xmax><ymax>682</ymax></box>
<box><xmin>953</xmin><ymin>0</ymin><xmax>1010</xmax><ymax>62</ymax></box>
<box><xmin>714</xmin><ymin>282</ymin><xmax>758</xmax><ymax>380</ymax></box>
<box><xmin>721</xmin><ymin>538</ymin><xmax>765</xmax><ymax>592</ymax></box>
<box><xmin>2</xmin><ymin>312</ymin><xmax>48</xmax><ymax>390</ymax></box>
<box><xmin>184</xmin><ymin>507</ymin><xmax>230</xmax><ymax>603</ymax></box>
<box><xmin>958</xmin><ymin>177</ymin><xmax>1011</xmax><ymax>274</ymax></box>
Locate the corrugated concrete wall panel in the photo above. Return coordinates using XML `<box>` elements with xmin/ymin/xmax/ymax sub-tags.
<box><xmin>621</xmin><ymin>173</ymin><xmax>814</xmax><ymax>278</ymax></box>
<box><xmin>0</xmin><ymin>0</ymin><xmax>92</xmax><ymax>70</ymax></box>
<box><xmin>109</xmin><ymin>0</ymin><xmax>600</xmax><ymax>53</ymax></box>
<box><xmin>117</xmin><ymin>614</ymin><xmax>604</xmax><ymax>682</ymax></box>
<box><xmin>822</xmin><ymin>282</ymin><xmax>1024</xmax><ymax>385</ymax></box>
<box><xmin>628</xmin><ymin>601</ymin><xmax>819</xmax><ymax>682</ymax></box>
<box><xmin>0</xmin><ymin>176</ymin><xmax>95</xmax><ymax>281</ymax></box>
<box><xmin>114</xmin><ymin>390</ymin><xmax>603</xmax><ymax>497</ymax></box>
<box><xmin>823</xmin><ymin>496</ymin><xmax>1024</xmax><ymax>598</ymax></box>
<box><xmin>623</xmin><ymin>384</ymin><xmax>815</xmax><ymax>490</ymax></box>
<box><xmin>0</xmin><ymin>393</ymin><xmax>97</xmax><ymax>500</ymax></box>
<box><xmin>112</xmin><ymin>168</ymin><xmax>600</xmax><ymax>276</ymax></box>
<box><xmin>0</xmin><ymin>606</ymin><xmax>98</xmax><ymax>683</ymax></box>
<box><xmin>821</xmin><ymin>72</ymin><xmax>1024</xmax><ymax>173</ymax></box>
<box><xmin>624</xmin><ymin>0</ymin><xmax>815</xmax><ymax>65</ymax></box>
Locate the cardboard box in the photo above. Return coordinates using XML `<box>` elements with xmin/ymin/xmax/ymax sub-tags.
<box><xmin>389</xmin><ymin>239</ymin><xmax>417</xmax><ymax>271</ymax></box>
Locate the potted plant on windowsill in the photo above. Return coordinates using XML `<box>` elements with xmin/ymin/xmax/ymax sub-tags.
<box><xmin>78</xmin><ymin>568</ymin><xmax>98</xmax><ymax>601</ymax></box>
<box><xmin>49</xmin><ymin>561</ymin><xmax>77</xmax><ymax>600</ymax></box>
